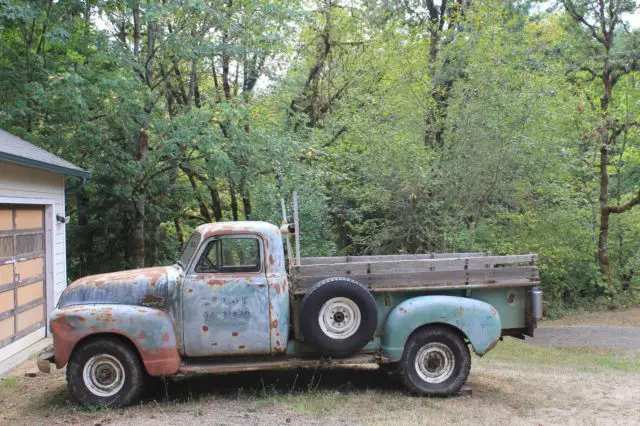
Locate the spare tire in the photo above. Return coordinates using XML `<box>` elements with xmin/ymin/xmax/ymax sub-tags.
<box><xmin>300</xmin><ymin>277</ymin><xmax>378</xmax><ymax>358</ymax></box>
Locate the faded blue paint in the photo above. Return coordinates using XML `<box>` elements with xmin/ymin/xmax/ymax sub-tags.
<box><xmin>267</xmin><ymin>273</ymin><xmax>289</xmax><ymax>354</ymax></box>
<box><xmin>182</xmin><ymin>221</ymin><xmax>289</xmax><ymax>356</ymax></box>
<box><xmin>57</xmin><ymin>265</ymin><xmax>183</xmax><ymax>310</ymax></box>
<box><xmin>49</xmin><ymin>304</ymin><xmax>181</xmax><ymax>376</ymax></box>
<box><xmin>182</xmin><ymin>272</ymin><xmax>271</xmax><ymax>356</ymax></box>
<box><xmin>469</xmin><ymin>287</ymin><xmax>527</xmax><ymax>329</ymax></box>
<box><xmin>381</xmin><ymin>295</ymin><xmax>502</xmax><ymax>361</ymax></box>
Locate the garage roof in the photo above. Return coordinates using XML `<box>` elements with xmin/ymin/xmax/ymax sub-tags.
<box><xmin>0</xmin><ymin>129</ymin><xmax>90</xmax><ymax>179</ymax></box>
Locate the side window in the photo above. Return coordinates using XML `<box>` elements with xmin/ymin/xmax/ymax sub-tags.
<box><xmin>220</xmin><ymin>238</ymin><xmax>261</xmax><ymax>273</ymax></box>
<box><xmin>195</xmin><ymin>240</ymin><xmax>219</xmax><ymax>273</ymax></box>
<box><xmin>194</xmin><ymin>237</ymin><xmax>261</xmax><ymax>273</ymax></box>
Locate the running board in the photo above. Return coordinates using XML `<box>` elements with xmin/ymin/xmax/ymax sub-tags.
<box><xmin>176</xmin><ymin>353</ymin><xmax>385</xmax><ymax>376</ymax></box>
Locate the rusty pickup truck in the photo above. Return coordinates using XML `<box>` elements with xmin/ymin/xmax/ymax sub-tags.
<box><xmin>38</xmin><ymin>220</ymin><xmax>542</xmax><ymax>407</ymax></box>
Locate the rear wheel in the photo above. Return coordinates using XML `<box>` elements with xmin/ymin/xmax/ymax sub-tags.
<box><xmin>398</xmin><ymin>326</ymin><xmax>471</xmax><ymax>396</ymax></box>
<box><xmin>67</xmin><ymin>337</ymin><xmax>146</xmax><ymax>407</ymax></box>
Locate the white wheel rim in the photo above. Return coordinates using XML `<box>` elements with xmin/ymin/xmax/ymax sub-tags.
<box><xmin>414</xmin><ymin>342</ymin><xmax>455</xmax><ymax>384</ymax></box>
<box><xmin>82</xmin><ymin>354</ymin><xmax>125</xmax><ymax>397</ymax></box>
<box><xmin>318</xmin><ymin>297</ymin><xmax>361</xmax><ymax>340</ymax></box>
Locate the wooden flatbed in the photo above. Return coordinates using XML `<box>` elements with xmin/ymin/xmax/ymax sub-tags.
<box><xmin>290</xmin><ymin>252</ymin><xmax>539</xmax><ymax>294</ymax></box>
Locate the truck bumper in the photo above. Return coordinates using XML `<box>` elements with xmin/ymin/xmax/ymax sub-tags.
<box><xmin>36</xmin><ymin>344</ymin><xmax>55</xmax><ymax>374</ymax></box>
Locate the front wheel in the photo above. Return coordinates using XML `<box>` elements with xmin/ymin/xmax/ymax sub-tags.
<box><xmin>66</xmin><ymin>337</ymin><xmax>146</xmax><ymax>407</ymax></box>
<box><xmin>398</xmin><ymin>326</ymin><xmax>471</xmax><ymax>396</ymax></box>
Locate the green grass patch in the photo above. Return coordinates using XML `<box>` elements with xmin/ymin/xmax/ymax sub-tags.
<box><xmin>483</xmin><ymin>338</ymin><xmax>640</xmax><ymax>371</ymax></box>
<box><xmin>0</xmin><ymin>376</ymin><xmax>20</xmax><ymax>393</ymax></box>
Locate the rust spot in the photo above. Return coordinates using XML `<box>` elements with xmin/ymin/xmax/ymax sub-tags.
<box><xmin>136</xmin><ymin>331</ymin><xmax>146</xmax><ymax>340</ymax></box>
<box><xmin>96</xmin><ymin>308</ymin><xmax>116</xmax><ymax>323</ymax></box>
<box><xmin>142</xmin><ymin>294</ymin><xmax>165</xmax><ymax>307</ymax></box>
<box><xmin>399</xmin><ymin>307</ymin><xmax>407</xmax><ymax>314</ymax></box>
<box><xmin>188</xmin><ymin>289</ymin><xmax>193</xmax><ymax>293</ymax></box>
<box><xmin>232</xmin><ymin>332</ymin><xmax>239</xmax><ymax>337</ymax></box>
<box><xmin>77</xmin><ymin>317</ymin><xmax>85</xmax><ymax>322</ymax></box>
<box><xmin>202</xmin><ymin>325</ymin><xmax>209</xmax><ymax>332</ymax></box>
<box><xmin>162</xmin><ymin>332</ymin><xmax>170</xmax><ymax>342</ymax></box>
<box><xmin>212</xmin><ymin>342</ymin><xmax>218</xmax><ymax>346</ymax></box>
<box><xmin>207</xmin><ymin>279</ymin><xmax>225</xmax><ymax>286</ymax></box>
<box><xmin>507</xmin><ymin>293</ymin><xmax>515</xmax><ymax>304</ymax></box>
<box><xmin>269</xmin><ymin>254</ymin><xmax>275</xmax><ymax>265</ymax></box>
<box><xmin>238</xmin><ymin>345</ymin><xmax>245</xmax><ymax>349</ymax></box>
<box><xmin>271</xmin><ymin>320</ymin><xmax>278</xmax><ymax>329</ymax></box>
<box><xmin>276</xmin><ymin>333</ymin><xmax>280</xmax><ymax>337</ymax></box>
<box><xmin>276</xmin><ymin>340</ymin><xmax>280</xmax><ymax>347</ymax></box>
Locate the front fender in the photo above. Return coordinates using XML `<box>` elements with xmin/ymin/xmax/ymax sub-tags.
<box><xmin>49</xmin><ymin>304</ymin><xmax>180</xmax><ymax>376</ymax></box>
<box><xmin>381</xmin><ymin>295</ymin><xmax>501</xmax><ymax>361</ymax></box>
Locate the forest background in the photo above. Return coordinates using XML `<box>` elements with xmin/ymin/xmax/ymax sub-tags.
<box><xmin>1</xmin><ymin>0</ymin><xmax>639</xmax><ymax>313</ymax></box>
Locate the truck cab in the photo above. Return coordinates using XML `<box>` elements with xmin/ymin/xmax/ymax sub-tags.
<box><xmin>39</xmin><ymin>220</ymin><xmax>542</xmax><ymax>407</ymax></box>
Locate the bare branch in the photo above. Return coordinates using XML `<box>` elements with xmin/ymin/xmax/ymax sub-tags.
<box><xmin>562</xmin><ymin>0</ymin><xmax>605</xmax><ymax>44</ymax></box>
<box><xmin>609</xmin><ymin>191</ymin><xmax>640</xmax><ymax>214</ymax></box>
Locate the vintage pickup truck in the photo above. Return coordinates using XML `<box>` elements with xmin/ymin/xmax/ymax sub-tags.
<box><xmin>38</xmin><ymin>220</ymin><xmax>542</xmax><ymax>407</ymax></box>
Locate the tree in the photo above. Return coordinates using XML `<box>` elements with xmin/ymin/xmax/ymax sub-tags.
<box><xmin>562</xmin><ymin>0</ymin><xmax>640</xmax><ymax>296</ymax></box>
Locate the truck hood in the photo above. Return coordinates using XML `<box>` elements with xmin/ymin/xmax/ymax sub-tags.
<box><xmin>57</xmin><ymin>265</ymin><xmax>182</xmax><ymax>309</ymax></box>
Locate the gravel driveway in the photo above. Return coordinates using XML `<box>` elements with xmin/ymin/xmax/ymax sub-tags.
<box><xmin>526</xmin><ymin>327</ymin><xmax>640</xmax><ymax>351</ymax></box>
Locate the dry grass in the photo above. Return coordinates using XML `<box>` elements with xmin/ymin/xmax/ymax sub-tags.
<box><xmin>2</xmin><ymin>337</ymin><xmax>639</xmax><ymax>425</ymax></box>
<box><xmin>541</xmin><ymin>305</ymin><xmax>640</xmax><ymax>328</ymax></box>
<box><xmin>3</xmin><ymin>307</ymin><xmax>640</xmax><ymax>425</ymax></box>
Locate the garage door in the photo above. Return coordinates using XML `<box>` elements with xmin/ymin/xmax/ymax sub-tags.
<box><xmin>0</xmin><ymin>205</ymin><xmax>46</xmax><ymax>349</ymax></box>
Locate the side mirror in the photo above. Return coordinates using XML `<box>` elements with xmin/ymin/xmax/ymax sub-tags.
<box><xmin>280</xmin><ymin>223</ymin><xmax>295</xmax><ymax>235</ymax></box>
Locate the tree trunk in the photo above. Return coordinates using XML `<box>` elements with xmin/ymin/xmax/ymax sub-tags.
<box><xmin>133</xmin><ymin>125</ymin><xmax>149</xmax><ymax>268</ymax></box>
<box><xmin>228</xmin><ymin>174</ymin><xmax>239</xmax><ymax>221</ymax></box>
<box><xmin>174</xmin><ymin>218</ymin><xmax>184</xmax><ymax>250</ymax></box>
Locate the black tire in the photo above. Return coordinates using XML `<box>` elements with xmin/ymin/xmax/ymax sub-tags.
<box><xmin>67</xmin><ymin>337</ymin><xmax>146</xmax><ymax>407</ymax></box>
<box><xmin>299</xmin><ymin>277</ymin><xmax>378</xmax><ymax>358</ymax></box>
<box><xmin>397</xmin><ymin>326</ymin><xmax>471</xmax><ymax>397</ymax></box>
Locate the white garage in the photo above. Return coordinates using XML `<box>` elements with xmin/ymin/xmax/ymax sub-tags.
<box><xmin>0</xmin><ymin>129</ymin><xmax>89</xmax><ymax>366</ymax></box>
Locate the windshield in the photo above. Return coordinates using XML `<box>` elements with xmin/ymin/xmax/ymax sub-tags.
<box><xmin>178</xmin><ymin>231</ymin><xmax>202</xmax><ymax>268</ymax></box>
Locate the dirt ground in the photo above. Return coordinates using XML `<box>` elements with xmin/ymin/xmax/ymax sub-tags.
<box><xmin>2</xmin><ymin>309</ymin><xmax>640</xmax><ymax>425</ymax></box>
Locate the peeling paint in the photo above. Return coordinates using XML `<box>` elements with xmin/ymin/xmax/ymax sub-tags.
<box><xmin>49</xmin><ymin>304</ymin><xmax>180</xmax><ymax>376</ymax></box>
<box><xmin>381</xmin><ymin>295</ymin><xmax>502</xmax><ymax>361</ymax></box>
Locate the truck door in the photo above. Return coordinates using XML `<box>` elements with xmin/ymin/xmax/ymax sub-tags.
<box><xmin>182</xmin><ymin>234</ymin><xmax>271</xmax><ymax>356</ymax></box>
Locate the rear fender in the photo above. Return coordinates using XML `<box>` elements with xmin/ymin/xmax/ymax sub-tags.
<box><xmin>381</xmin><ymin>295</ymin><xmax>501</xmax><ymax>361</ymax></box>
<box><xmin>49</xmin><ymin>304</ymin><xmax>180</xmax><ymax>376</ymax></box>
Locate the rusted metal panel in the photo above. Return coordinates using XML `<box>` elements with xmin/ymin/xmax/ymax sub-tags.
<box><xmin>268</xmin><ymin>273</ymin><xmax>289</xmax><ymax>354</ymax></box>
<box><xmin>182</xmin><ymin>221</ymin><xmax>288</xmax><ymax>357</ymax></box>
<box><xmin>49</xmin><ymin>304</ymin><xmax>180</xmax><ymax>376</ymax></box>
<box><xmin>57</xmin><ymin>265</ymin><xmax>182</xmax><ymax>309</ymax></box>
<box><xmin>182</xmin><ymin>272</ymin><xmax>271</xmax><ymax>356</ymax></box>
<box><xmin>176</xmin><ymin>353</ymin><xmax>384</xmax><ymax>375</ymax></box>
<box><xmin>381</xmin><ymin>295</ymin><xmax>502</xmax><ymax>361</ymax></box>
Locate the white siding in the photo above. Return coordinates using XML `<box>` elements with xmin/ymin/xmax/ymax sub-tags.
<box><xmin>0</xmin><ymin>161</ymin><xmax>67</xmax><ymax>307</ymax></box>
